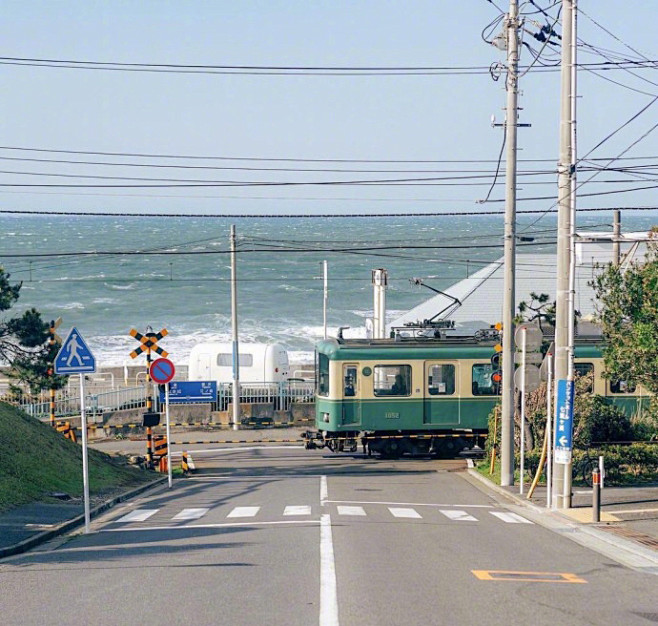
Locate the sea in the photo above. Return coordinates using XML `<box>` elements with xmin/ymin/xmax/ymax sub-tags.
<box><xmin>1</xmin><ymin>211</ymin><xmax>655</xmax><ymax>368</ymax></box>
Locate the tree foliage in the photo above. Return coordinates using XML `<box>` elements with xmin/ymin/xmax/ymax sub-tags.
<box><xmin>0</xmin><ymin>268</ymin><xmax>67</xmax><ymax>395</ymax></box>
<box><xmin>591</xmin><ymin>230</ymin><xmax>658</xmax><ymax>395</ymax></box>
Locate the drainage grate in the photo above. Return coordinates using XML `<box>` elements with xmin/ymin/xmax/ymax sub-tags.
<box><xmin>600</xmin><ymin>525</ymin><xmax>658</xmax><ymax>550</ymax></box>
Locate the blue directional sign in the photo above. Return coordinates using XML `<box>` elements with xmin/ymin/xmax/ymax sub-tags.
<box><xmin>54</xmin><ymin>327</ymin><xmax>96</xmax><ymax>374</ymax></box>
<box><xmin>554</xmin><ymin>379</ymin><xmax>574</xmax><ymax>465</ymax></box>
<box><xmin>159</xmin><ymin>381</ymin><xmax>217</xmax><ymax>404</ymax></box>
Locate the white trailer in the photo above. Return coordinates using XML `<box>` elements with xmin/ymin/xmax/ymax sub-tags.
<box><xmin>188</xmin><ymin>342</ymin><xmax>290</xmax><ymax>383</ymax></box>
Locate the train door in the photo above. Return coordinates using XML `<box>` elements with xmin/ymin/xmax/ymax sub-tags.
<box><xmin>423</xmin><ymin>361</ymin><xmax>460</xmax><ymax>425</ymax></box>
<box><xmin>341</xmin><ymin>364</ymin><xmax>361</xmax><ymax>425</ymax></box>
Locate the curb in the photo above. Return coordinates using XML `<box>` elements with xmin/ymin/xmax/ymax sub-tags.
<box><xmin>0</xmin><ymin>476</ymin><xmax>168</xmax><ymax>560</ymax></box>
<box><xmin>465</xmin><ymin>463</ymin><xmax>658</xmax><ymax>573</ymax></box>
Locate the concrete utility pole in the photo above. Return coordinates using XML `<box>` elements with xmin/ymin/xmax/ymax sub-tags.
<box><xmin>500</xmin><ymin>0</ymin><xmax>520</xmax><ymax>487</ymax></box>
<box><xmin>230</xmin><ymin>225</ymin><xmax>241</xmax><ymax>431</ymax></box>
<box><xmin>372</xmin><ymin>269</ymin><xmax>388</xmax><ymax>339</ymax></box>
<box><xmin>553</xmin><ymin>0</ymin><xmax>575</xmax><ymax>509</ymax></box>
<box><xmin>323</xmin><ymin>260</ymin><xmax>328</xmax><ymax>339</ymax></box>
<box><xmin>613</xmin><ymin>209</ymin><xmax>621</xmax><ymax>265</ymax></box>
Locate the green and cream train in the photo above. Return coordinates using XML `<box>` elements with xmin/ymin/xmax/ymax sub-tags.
<box><xmin>302</xmin><ymin>332</ymin><xmax>649</xmax><ymax>458</ymax></box>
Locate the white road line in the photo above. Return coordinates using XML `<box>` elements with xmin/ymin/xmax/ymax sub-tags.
<box><xmin>321</xmin><ymin>475</ymin><xmax>328</xmax><ymax>506</ymax></box>
<box><xmin>490</xmin><ymin>511</ymin><xmax>533</xmax><ymax>524</ymax></box>
<box><xmin>172</xmin><ymin>508</ymin><xmax>210</xmax><ymax>521</ymax></box>
<box><xmin>284</xmin><ymin>505</ymin><xmax>312</xmax><ymax>516</ymax></box>
<box><xmin>612</xmin><ymin>507</ymin><xmax>658</xmax><ymax>515</ymax></box>
<box><xmin>337</xmin><ymin>506</ymin><xmax>366</xmax><ymax>516</ymax></box>
<box><xmin>175</xmin><ymin>446</ymin><xmax>305</xmax><ymax>455</ymax></box>
<box><xmin>101</xmin><ymin>520</ymin><xmax>320</xmax><ymax>532</ymax></box>
<box><xmin>326</xmin><ymin>500</ymin><xmax>493</xmax><ymax>508</ymax></box>
<box><xmin>320</xmin><ymin>514</ymin><xmax>339</xmax><ymax>626</ymax></box>
<box><xmin>389</xmin><ymin>507</ymin><xmax>422</xmax><ymax>519</ymax></box>
<box><xmin>114</xmin><ymin>509</ymin><xmax>159</xmax><ymax>523</ymax></box>
<box><xmin>440</xmin><ymin>509</ymin><xmax>478</xmax><ymax>522</ymax></box>
<box><xmin>227</xmin><ymin>506</ymin><xmax>261</xmax><ymax>518</ymax></box>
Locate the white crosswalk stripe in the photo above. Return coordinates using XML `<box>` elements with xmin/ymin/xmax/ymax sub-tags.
<box><xmin>227</xmin><ymin>506</ymin><xmax>261</xmax><ymax>518</ymax></box>
<box><xmin>172</xmin><ymin>508</ymin><xmax>210</xmax><ymax>521</ymax></box>
<box><xmin>490</xmin><ymin>511</ymin><xmax>533</xmax><ymax>524</ymax></box>
<box><xmin>283</xmin><ymin>505</ymin><xmax>312</xmax><ymax>516</ymax></box>
<box><xmin>440</xmin><ymin>509</ymin><xmax>478</xmax><ymax>522</ymax></box>
<box><xmin>388</xmin><ymin>507</ymin><xmax>422</xmax><ymax>519</ymax></box>
<box><xmin>115</xmin><ymin>509</ymin><xmax>159</xmax><ymax>523</ymax></box>
<box><xmin>337</xmin><ymin>505</ymin><xmax>366</xmax><ymax>516</ymax></box>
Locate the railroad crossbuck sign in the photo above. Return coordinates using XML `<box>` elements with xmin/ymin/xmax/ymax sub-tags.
<box><xmin>129</xmin><ymin>328</ymin><xmax>169</xmax><ymax>359</ymax></box>
<box><xmin>54</xmin><ymin>327</ymin><xmax>96</xmax><ymax>374</ymax></box>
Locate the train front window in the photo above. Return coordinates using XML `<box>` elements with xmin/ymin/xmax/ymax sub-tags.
<box><xmin>373</xmin><ymin>365</ymin><xmax>411</xmax><ymax>397</ymax></box>
<box><xmin>317</xmin><ymin>353</ymin><xmax>330</xmax><ymax>397</ymax></box>
<box><xmin>428</xmin><ymin>364</ymin><xmax>455</xmax><ymax>395</ymax></box>
<box><xmin>472</xmin><ymin>364</ymin><xmax>500</xmax><ymax>396</ymax></box>
<box><xmin>343</xmin><ymin>365</ymin><xmax>357</xmax><ymax>397</ymax></box>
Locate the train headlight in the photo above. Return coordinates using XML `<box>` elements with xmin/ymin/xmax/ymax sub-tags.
<box><xmin>322</xmin><ymin>412</ymin><xmax>330</xmax><ymax>423</ymax></box>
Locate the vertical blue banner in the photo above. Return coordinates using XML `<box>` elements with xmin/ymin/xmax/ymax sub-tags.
<box><xmin>554</xmin><ymin>379</ymin><xmax>574</xmax><ymax>464</ymax></box>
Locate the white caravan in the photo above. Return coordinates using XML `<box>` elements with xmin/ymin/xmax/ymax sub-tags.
<box><xmin>188</xmin><ymin>342</ymin><xmax>290</xmax><ymax>383</ymax></box>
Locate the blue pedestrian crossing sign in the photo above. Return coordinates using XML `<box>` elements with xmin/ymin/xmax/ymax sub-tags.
<box><xmin>54</xmin><ymin>327</ymin><xmax>96</xmax><ymax>374</ymax></box>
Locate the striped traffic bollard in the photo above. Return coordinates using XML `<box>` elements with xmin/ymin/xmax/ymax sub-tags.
<box><xmin>182</xmin><ymin>451</ymin><xmax>189</xmax><ymax>474</ymax></box>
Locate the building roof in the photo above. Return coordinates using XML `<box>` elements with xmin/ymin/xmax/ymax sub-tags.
<box><xmin>388</xmin><ymin>235</ymin><xmax>652</xmax><ymax>333</ymax></box>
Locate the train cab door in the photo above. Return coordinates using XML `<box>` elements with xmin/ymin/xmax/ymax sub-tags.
<box><xmin>423</xmin><ymin>361</ymin><xmax>460</xmax><ymax>425</ymax></box>
<box><xmin>341</xmin><ymin>364</ymin><xmax>361</xmax><ymax>426</ymax></box>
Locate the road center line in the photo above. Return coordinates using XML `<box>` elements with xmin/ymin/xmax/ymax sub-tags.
<box><xmin>320</xmin><ymin>513</ymin><xmax>339</xmax><ymax>626</ymax></box>
<box><xmin>321</xmin><ymin>475</ymin><xmax>328</xmax><ymax>506</ymax></box>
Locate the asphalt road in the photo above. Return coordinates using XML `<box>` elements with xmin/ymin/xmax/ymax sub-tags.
<box><xmin>0</xmin><ymin>446</ymin><xmax>655</xmax><ymax>626</ymax></box>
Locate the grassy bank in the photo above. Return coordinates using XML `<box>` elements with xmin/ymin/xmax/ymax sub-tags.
<box><xmin>0</xmin><ymin>402</ymin><xmax>155</xmax><ymax>513</ymax></box>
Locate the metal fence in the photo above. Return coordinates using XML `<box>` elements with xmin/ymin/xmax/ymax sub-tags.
<box><xmin>15</xmin><ymin>380</ymin><xmax>316</xmax><ymax>420</ymax></box>
<box><xmin>16</xmin><ymin>386</ymin><xmax>148</xmax><ymax>421</ymax></box>
<box><xmin>216</xmin><ymin>380</ymin><xmax>315</xmax><ymax>410</ymax></box>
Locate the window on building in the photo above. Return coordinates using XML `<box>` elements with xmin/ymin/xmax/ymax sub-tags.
<box><xmin>373</xmin><ymin>365</ymin><xmax>411</xmax><ymax>397</ymax></box>
<box><xmin>472</xmin><ymin>363</ymin><xmax>500</xmax><ymax>396</ymax></box>
<box><xmin>427</xmin><ymin>364</ymin><xmax>455</xmax><ymax>395</ymax></box>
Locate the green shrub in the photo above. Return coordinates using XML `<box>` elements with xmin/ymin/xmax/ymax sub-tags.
<box><xmin>574</xmin><ymin>396</ymin><xmax>633</xmax><ymax>446</ymax></box>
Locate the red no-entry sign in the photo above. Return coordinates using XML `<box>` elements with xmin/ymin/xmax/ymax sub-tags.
<box><xmin>150</xmin><ymin>357</ymin><xmax>176</xmax><ymax>384</ymax></box>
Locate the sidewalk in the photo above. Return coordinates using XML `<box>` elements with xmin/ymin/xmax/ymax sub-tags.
<box><xmin>0</xmin><ymin>477</ymin><xmax>165</xmax><ymax>559</ymax></box>
<box><xmin>467</xmin><ymin>465</ymin><xmax>658</xmax><ymax>573</ymax></box>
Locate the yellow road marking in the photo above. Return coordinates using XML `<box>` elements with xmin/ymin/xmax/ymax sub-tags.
<box><xmin>472</xmin><ymin>570</ymin><xmax>586</xmax><ymax>583</ymax></box>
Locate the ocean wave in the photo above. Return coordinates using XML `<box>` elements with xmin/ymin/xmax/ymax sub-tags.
<box><xmin>105</xmin><ymin>283</ymin><xmax>137</xmax><ymax>290</ymax></box>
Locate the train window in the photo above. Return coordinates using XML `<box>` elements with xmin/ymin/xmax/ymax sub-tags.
<box><xmin>428</xmin><ymin>364</ymin><xmax>455</xmax><ymax>395</ymax></box>
<box><xmin>373</xmin><ymin>365</ymin><xmax>411</xmax><ymax>397</ymax></box>
<box><xmin>472</xmin><ymin>364</ymin><xmax>500</xmax><ymax>396</ymax></box>
<box><xmin>317</xmin><ymin>353</ymin><xmax>330</xmax><ymax>397</ymax></box>
<box><xmin>343</xmin><ymin>365</ymin><xmax>357</xmax><ymax>397</ymax></box>
<box><xmin>610</xmin><ymin>379</ymin><xmax>636</xmax><ymax>394</ymax></box>
<box><xmin>575</xmin><ymin>362</ymin><xmax>594</xmax><ymax>393</ymax></box>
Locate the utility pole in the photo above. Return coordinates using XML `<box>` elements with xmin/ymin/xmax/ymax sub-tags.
<box><xmin>230</xmin><ymin>225</ymin><xmax>241</xmax><ymax>431</ymax></box>
<box><xmin>500</xmin><ymin>0</ymin><xmax>520</xmax><ymax>487</ymax></box>
<box><xmin>323</xmin><ymin>260</ymin><xmax>328</xmax><ymax>339</ymax></box>
<box><xmin>372</xmin><ymin>269</ymin><xmax>388</xmax><ymax>339</ymax></box>
<box><xmin>613</xmin><ymin>209</ymin><xmax>621</xmax><ymax>265</ymax></box>
<box><xmin>553</xmin><ymin>0</ymin><xmax>575</xmax><ymax>509</ymax></box>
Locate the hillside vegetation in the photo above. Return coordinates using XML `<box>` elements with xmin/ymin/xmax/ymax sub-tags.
<box><xmin>0</xmin><ymin>402</ymin><xmax>154</xmax><ymax>513</ymax></box>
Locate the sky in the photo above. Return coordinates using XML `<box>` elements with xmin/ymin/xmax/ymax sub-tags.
<box><xmin>1</xmin><ymin>1</ymin><xmax>657</xmax><ymax>219</ymax></box>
